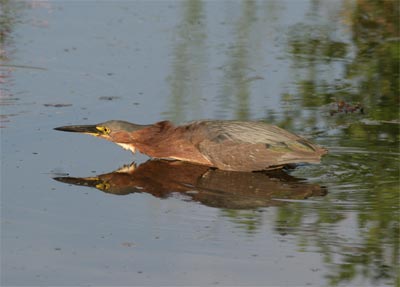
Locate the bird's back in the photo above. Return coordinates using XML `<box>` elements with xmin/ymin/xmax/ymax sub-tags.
<box><xmin>180</xmin><ymin>120</ymin><xmax>327</xmax><ymax>171</ymax></box>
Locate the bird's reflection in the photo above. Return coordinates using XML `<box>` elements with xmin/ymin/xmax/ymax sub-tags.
<box><xmin>54</xmin><ymin>160</ymin><xmax>327</xmax><ymax>209</ymax></box>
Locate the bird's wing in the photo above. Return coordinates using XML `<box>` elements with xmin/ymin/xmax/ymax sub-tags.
<box><xmin>185</xmin><ymin>121</ymin><xmax>325</xmax><ymax>171</ymax></box>
<box><xmin>189</xmin><ymin>120</ymin><xmax>318</xmax><ymax>151</ymax></box>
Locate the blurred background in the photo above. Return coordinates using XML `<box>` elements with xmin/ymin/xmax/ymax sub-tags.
<box><xmin>1</xmin><ymin>0</ymin><xmax>399</xmax><ymax>286</ymax></box>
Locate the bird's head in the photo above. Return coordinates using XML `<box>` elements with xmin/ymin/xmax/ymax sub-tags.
<box><xmin>54</xmin><ymin>120</ymin><xmax>150</xmax><ymax>153</ymax></box>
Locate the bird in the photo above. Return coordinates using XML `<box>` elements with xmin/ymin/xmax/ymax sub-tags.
<box><xmin>54</xmin><ymin>119</ymin><xmax>327</xmax><ymax>172</ymax></box>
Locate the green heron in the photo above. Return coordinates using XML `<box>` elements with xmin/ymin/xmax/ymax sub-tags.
<box><xmin>55</xmin><ymin>120</ymin><xmax>327</xmax><ymax>172</ymax></box>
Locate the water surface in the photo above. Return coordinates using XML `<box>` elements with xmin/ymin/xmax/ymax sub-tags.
<box><xmin>1</xmin><ymin>0</ymin><xmax>399</xmax><ymax>286</ymax></box>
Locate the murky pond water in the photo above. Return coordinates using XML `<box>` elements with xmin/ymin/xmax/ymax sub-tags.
<box><xmin>1</xmin><ymin>0</ymin><xmax>399</xmax><ymax>286</ymax></box>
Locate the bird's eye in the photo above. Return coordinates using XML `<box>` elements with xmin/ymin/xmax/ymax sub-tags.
<box><xmin>95</xmin><ymin>182</ymin><xmax>110</xmax><ymax>191</ymax></box>
<box><xmin>96</xmin><ymin>126</ymin><xmax>111</xmax><ymax>134</ymax></box>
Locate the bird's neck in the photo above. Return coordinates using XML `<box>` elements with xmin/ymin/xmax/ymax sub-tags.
<box><xmin>132</xmin><ymin>121</ymin><xmax>176</xmax><ymax>156</ymax></box>
<box><xmin>131</xmin><ymin>121</ymin><xmax>212</xmax><ymax>166</ymax></box>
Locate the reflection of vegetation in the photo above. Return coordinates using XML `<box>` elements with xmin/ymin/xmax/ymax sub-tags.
<box><xmin>275</xmin><ymin>180</ymin><xmax>399</xmax><ymax>286</ymax></box>
<box><xmin>221</xmin><ymin>209</ymin><xmax>263</xmax><ymax>235</ymax></box>
<box><xmin>281</xmin><ymin>0</ymin><xmax>400</xmax><ymax>286</ymax></box>
<box><xmin>165</xmin><ymin>0</ymin><xmax>398</xmax><ymax>285</ymax></box>
<box><xmin>0</xmin><ymin>0</ymin><xmax>23</xmax><ymax>109</ymax></box>
<box><xmin>217</xmin><ymin>0</ymin><xmax>273</xmax><ymax>120</ymax></box>
<box><xmin>213</xmin><ymin>0</ymin><xmax>399</xmax><ymax>285</ymax></box>
<box><xmin>166</xmin><ymin>0</ymin><xmax>263</xmax><ymax>121</ymax></box>
<box><xmin>217</xmin><ymin>0</ymin><xmax>257</xmax><ymax>120</ymax></box>
<box><xmin>0</xmin><ymin>0</ymin><xmax>21</xmax><ymax>61</ymax></box>
<box><xmin>165</xmin><ymin>0</ymin><xmax>206</xmax><ymax>123</ymax></box>
<box><xmin>286</xmin><ymin>0</ymin><xmax>399</xmax><ymax>119</ymax></box>
<box><xmin>344</xmin><ymin>0</ymin><xmax>400</xmax><ymax>121</ymax></box>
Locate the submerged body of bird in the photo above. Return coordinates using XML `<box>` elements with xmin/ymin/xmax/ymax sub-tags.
<box><xmin>55</xmin><ymin>120</ymin><xmax>327</xmax><ymax>172</ymax></box>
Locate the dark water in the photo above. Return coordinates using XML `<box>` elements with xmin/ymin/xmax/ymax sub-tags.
<box><xmin>1</xmin><ymin>0</ymin><xmax>399</xmax><ymax>286</ymax></box>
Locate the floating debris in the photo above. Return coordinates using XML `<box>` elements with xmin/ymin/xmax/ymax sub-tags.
<box><xmin>44</xmin><ymin>103</ymin><xmax>72</xmax><ymax>108</ymax></box>
<box><xmin>98</xmin><ymin>96</ymin><xmax>121</xmax><ymax>101</ymax></box>
<box><xmin>330</xmin><ymin>100</ymin><xmax>364</xmax><ymax>116</ymax></box>
<box><xmin>0</xmin><ymin>64</ymin><xmax>47</xmax><ymax>71</ymax></box>
<box><xmin>121</xmin><ymin>242</ymin><xmax>135</xmax><ymax>247</ymax></box>
<box><xmin>242</xmin><ymin>75</ymin><xmax>264</xmax><ymax>83</ymax></box>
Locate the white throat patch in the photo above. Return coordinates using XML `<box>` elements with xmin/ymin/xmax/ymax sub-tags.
<box><xmin>116</xmin><ymin>143</ymin><xmax>136</xmax><ymax>153</ymax></box>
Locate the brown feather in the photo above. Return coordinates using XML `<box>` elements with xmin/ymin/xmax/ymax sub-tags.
<box><xmin>183</xmin><ymin>120</ymin><xmax>327</xmax><ymax>171</ymax></box>
<box><xmin>129</xmin><ymin>121</ymin><xmax>213</xmax><ymax>166</ymax></box>
<box><xmin>117</xmin><ymin>120</ymin><xmax>327</xmax><ymax>171</ymax></box>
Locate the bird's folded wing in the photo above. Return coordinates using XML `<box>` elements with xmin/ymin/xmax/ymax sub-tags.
<box><xmin>188</xmin><ymin>121</ymin><xmax>326</xmax><ymax>171</ymax></box>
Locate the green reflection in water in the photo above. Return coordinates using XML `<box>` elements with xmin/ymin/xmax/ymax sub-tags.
<box><xmin>0</xmin><ymin>0</ymin><xmax>22</xmax><ymax>61</ymax></box>
<box><xmin>219</xmin><ymin>209</ymin><xmax>263</xmax><ymax>235</ymax></box>
<box><xmin>215</xmin><ymin>0</ymin><xmax>399</xmax><ymax>286</ymax></box>
<box><xmin>165</xmin><ymin>0</ymin><xmax>206</xmax><ymax>123</ymax></box>
<box><xmin>281</xmin><ymin>0</ymin><xmax>399</xmax><ymax>286</ymax></box>
<box><xmin>218</xmin><ymin>0</ymin><xmax>258</xmax><ymax>120</ymax></box>
<box><xmin>0</xmin><ymin>0</ymin><xmax>24</xmax><ymax>112</ymax></box>
<box><xmin>217</xmin><ymin>0</ymin><xmax>275</xmax><ymax>120</ymax></box>
<box><xmin>167</xmin><ymin>0</ymin><xmax>274</xmax><ymax>121</ymax></box>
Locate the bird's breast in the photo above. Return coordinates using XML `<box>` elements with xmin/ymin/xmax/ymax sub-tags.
<box><xmin>133</xmin><ymin>138</ymin><xmax>213</xmax><ymax>166</ymax></box>
<box><xmin>116</xmin><ymin>143</ymin><xmax>136</xmax><ymax>153</ymax></box>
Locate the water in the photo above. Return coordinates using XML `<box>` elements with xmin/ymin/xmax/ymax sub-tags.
<box><xmin>1</xmin><ymin>0</ymin><xmax>399</xmax><ymax>286</ymax></box>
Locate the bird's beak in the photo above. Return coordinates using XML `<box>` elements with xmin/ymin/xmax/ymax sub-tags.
<box><xmin>54</xmin><ymin>176</ymin><xmax>100</xmax><ymax>186</ymax></box>
<box><xmin>54</xmin><ymin>125</ymin><xmax>100</xmax><ymax>135</ymax></box>
<box><xmin>54</xmin><ymin>176</ymin><xmax>110</xmax><ymax>191</ymax></box>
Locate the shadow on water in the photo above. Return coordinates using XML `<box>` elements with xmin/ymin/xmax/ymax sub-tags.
<box><xmin>53</xmin><ymin>160</ymin><xmax>326</xmax><ymax>210</ymax></box>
